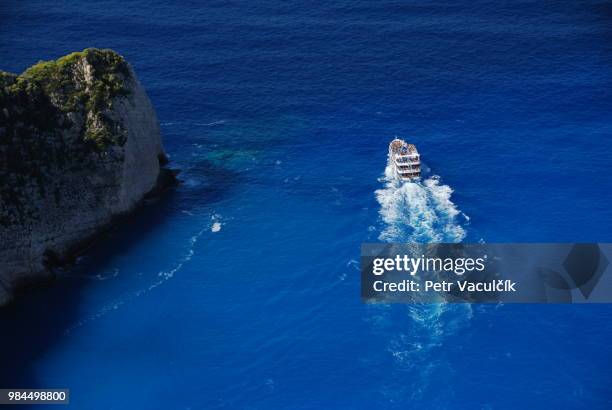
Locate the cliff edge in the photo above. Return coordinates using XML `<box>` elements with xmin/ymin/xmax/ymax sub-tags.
<box><xmin>0</xmin><ymin>49</ymin><xmax>173</xmax><ymax>306</ymax></box>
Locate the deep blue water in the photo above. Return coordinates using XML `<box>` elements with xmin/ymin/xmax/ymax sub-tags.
<box><xmin>1</xmin><ymin>1</ymin><xmax>612</xmax><ymax>408</ymax></box>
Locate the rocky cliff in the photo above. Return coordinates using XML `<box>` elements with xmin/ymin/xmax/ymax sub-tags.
<box><xmin>0</xmin><ymin>48</ymin><xmax>173</xmax><ymax>306</ymax></box>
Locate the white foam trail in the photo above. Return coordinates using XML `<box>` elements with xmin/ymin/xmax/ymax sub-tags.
<box><xmin>65</xmin><ymin>222</ymin><xmax>209</xmax><ymax>334</ymax></box>
<box><xmin>372</xmin><ymin>160</ymin><xmax>472</xmax><ymax>386</ymax></box>
<box><xmin>375</xmin><ymin>164</ymin><xmax>466</xmax><ymax>243</ymax></box>
<box><xmin>210</xmin><ymin>214</ymin><xmax>223</xmax><ymax>233</ymax></box>
<box><xmin>194</xmin><ymin>120</ymin><xmax>226</xmax><ymax>126</ymax></box>
<box><xmin>159</xmin><ymin>120</ymin><xmax>226</xmax><ymax>127</ymax></box>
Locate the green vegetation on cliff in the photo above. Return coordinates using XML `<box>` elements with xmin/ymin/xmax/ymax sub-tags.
<box><xmin>1</xmin><ymin>48</ymin><xmax>131</xmax><ymax>149</ymax></box>
<box><xmin>0</xmin><ymin>49</ymin><xmax>133</xmax><ymax>224</ymax></box>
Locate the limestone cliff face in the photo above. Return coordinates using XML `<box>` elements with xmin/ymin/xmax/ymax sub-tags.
<box><xmin>0</xmin><ymin>49</ymin><xmax>171</xmax><ymax>305</ymax></box>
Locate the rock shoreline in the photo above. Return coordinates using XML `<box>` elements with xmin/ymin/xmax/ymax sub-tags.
<box><xmin>0</xmin><ymin>49</ymin><xmax>176</xmax><ymax>306</ymax></box>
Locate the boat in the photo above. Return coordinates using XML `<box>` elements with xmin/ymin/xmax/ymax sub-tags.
<box><xmin>388</xmin><ymin>138</ymin><xmax>421</xmax><ymax>181</ymax></box>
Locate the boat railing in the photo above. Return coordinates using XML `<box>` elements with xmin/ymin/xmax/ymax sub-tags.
<box><xmin>397</xmin><ymin>169</ymin><xmax>420</xmax><ymax>175</ymax></box>
<box><xmin>395</xmin><ymin>160</ymin><xmax>420</xmax><ymax>167</ymax></box>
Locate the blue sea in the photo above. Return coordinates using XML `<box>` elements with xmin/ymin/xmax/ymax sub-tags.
<box><xmin>1</xmin><ymin>1</ymin><xmax>612</xmax><ymax>408</ymax></box>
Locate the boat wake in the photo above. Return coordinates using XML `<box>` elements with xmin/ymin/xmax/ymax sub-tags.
<box><xmin>371</xmin><ymin>160</ymin><xmax>472</xmax><ymax>398</ymax></box>
<box><xmin>64</xmin><ymin>217</ymin><xmax>212</xmax><ymax>334</ymax></box>
<box><xmin>376</xmin><ymin>164</ymin><xmax>466</xmax><ymax>243</ymax></box>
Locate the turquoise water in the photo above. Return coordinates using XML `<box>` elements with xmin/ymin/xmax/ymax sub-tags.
<box><xmin>1</xmin><ymin>1</ymin><xmax>612</xmax><ymax>408</ymax></box>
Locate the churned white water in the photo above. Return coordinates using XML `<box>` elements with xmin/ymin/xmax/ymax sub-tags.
<box><xmin>376</xmin><ymin>163</ymin><xmax>466</xmax><ymax>243</ymax></box>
